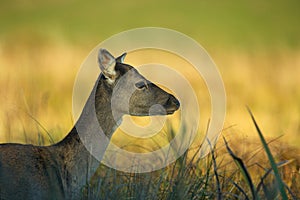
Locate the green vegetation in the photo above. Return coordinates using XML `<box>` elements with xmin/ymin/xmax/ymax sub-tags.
<box><xmin>1</xmin><ymin>0</ymin><xmax>299</xmax><ymax>49</ymax></box>
<box><xmin>0</xmin><ymin>1</ymin><xmax>299</xmax><ymax>199</ymax></box>
<box><xmin>83</xmin><ymin>116</ymin><xmax>299</xmax><ymax>199</ymax></box>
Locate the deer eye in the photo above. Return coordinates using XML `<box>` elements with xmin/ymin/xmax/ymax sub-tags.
<box><xmin>135</xmin><ymin>81</ymin><xmax>148</xmax><ymax>90</ymax></box>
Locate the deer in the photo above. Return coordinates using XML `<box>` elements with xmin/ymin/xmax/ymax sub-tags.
<box><xmin>0</xmin><ymin>49</ymin><xmax>180</xmax><ymax>200</ymax></box>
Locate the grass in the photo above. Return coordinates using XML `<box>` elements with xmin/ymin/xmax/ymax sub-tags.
<box><xmin>1</xmin><ymin>45</ymin><xmax>299</xmax><ymax>147</ymax></box>
<box><xmin>0</xmin><ymin>41</ymin><xmax>299</xmax><ymax>199</ymax></box>
<box><xmin>0</xmin><ymin>49</ymin><xmax>299</xmax><ymax>199</ymax></box>
<box><xmin>1</xmin><ymin>0</ymin><xmax>299</xmax><ymax>146</ymax></box>
<box><xmin>81</xmin><ymin>113</ymin><xmax>299</xmax><ymax>199</ymax></box>
<box><xmin>248</xmin><ymin>108</ymin><xmax>288</xmax><ymax>199</ymax></box>
<box><xmin>0</xmin><ymin>1</ymin><xmax>299</xmax><ymax>198</ymax></box>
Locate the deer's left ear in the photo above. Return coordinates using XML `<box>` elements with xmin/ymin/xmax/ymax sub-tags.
<box><xmin>116</xmin><ymin>52</ymin><xmax>127</xmax><ymax>63</ymax></box>
<box><xmin>98</xmin><ymin>49</ymin><xmax>117</xmax><ymax>82</ymax></box>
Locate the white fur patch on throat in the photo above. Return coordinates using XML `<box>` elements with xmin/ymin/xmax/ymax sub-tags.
<box><xmin>106</xmin><ymin>77</ymin><xmax>115</xmax><ymax>84</ymax></box>
<box><xmin>103</xmin><ymin>75</ymin><xmax>115</xmax><ymax>84</ymax></box>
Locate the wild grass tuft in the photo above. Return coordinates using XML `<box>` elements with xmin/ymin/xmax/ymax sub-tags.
<box><xmin>82</xmin><ymin>111</ymin><xmax>299</xmax><ymax>200</ymax></box>
<box><xmin>247</xmin><ymin>108</ymin><xmax>288</xmax><ymax>199</ymax></box>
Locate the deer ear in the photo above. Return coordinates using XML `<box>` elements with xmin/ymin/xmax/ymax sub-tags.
<box><xmin>98</xmin><ymin>49</ymin><xmax>117</xmax><ymax>80</ymax></box>
<box><xmin>116</xmin><ymin>52</ymin><xmax>127</xmax><ymax>63</ymax></box>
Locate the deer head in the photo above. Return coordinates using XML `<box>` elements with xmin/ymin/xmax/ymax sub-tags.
<box><xmin>97</xmin><ymin>49</ymin><xmax>180</xmax><ymax>118</ymax></box>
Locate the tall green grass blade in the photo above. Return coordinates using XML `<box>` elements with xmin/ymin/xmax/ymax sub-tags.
<box><xmin>247</xmin><ymin>108</ymin><xmax>288</xmax><ymax>200</ymax></box>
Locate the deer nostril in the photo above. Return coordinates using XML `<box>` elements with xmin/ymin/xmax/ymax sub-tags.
<box><xmin>173</xmin><ymin>97</ymin><xmax>180</xmax><ymax>108</ymax></box>
<box><xmin>167</xmin><ymin>95</ymin><xmax>180</xmax><ymax>109</ymax></box>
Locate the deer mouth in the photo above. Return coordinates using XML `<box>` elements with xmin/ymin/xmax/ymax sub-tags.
<box><xmin>129</xmin><ymin>102</ymin><xmax>179</xmax><ymax>116</ymax></box>
<box><xmin>150</xmin><ymin>95</ymin><xmax>180</xmax><ymax>115</ymax></box>
<box><xmin>128</xmin><ymin>95</ymin><xmax>180</xmax><ymax>116</ymax></box>
<box><xmin>166</xmin><ymin>108</ymin><xmax>177</xmax><ymax>115</ymax></box>
<box><xmin>165</xmin><ymin>107</ymin><xmax>179</xmax><ymax>115</ymax></box>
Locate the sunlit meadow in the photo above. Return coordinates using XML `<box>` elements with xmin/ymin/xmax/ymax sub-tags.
<box><xmin>0</xmin><ymin>0</ymin><xmax>299</xmax><ymax>199</ymax></box>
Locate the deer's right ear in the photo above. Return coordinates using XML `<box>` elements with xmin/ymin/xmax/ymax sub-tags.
<box><xmin>98</xmin><ymin>49</ymin><xmax>117</xmax><ymax>82</ymax></box>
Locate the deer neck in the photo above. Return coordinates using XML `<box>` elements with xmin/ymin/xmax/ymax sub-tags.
<box><xmin>54</xmin><ymin>76</ymin><xmax>122</xmax><ymax>196</ymax></box>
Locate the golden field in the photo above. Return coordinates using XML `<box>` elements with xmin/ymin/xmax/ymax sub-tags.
<box><xmin>0</xmin><ymin>40</ymin><xmax>299</xmax><ymax>148</ymax></box>
<box><xmin>1</xmin><ymin>0</ymin><xmax>299</xmax><ymax>148</ymax></box>
<box><xmin>1</xmin><ymin>1</ymin><xmax>300</xmax><ymax>198</ymax></box>
<box><xmin>1</xmin><ymin>41</ymin><xmax>300</xmax><ymax>198</ymax></box>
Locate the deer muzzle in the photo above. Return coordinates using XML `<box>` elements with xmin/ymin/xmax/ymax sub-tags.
<box><xmin>164</xmin><ymin>95</ymin><xmax>180</xmax><ymax>114</ymax></box>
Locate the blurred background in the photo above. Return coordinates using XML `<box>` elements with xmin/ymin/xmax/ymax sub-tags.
<box><xmin>0</xmin><ymin>0</ymin><xmax>299</xmax><ymax>148</ymax></box>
